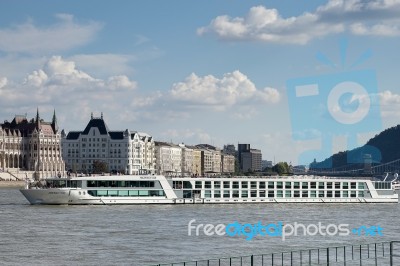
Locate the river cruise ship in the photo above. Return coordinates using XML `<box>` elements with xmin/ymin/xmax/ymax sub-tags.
<box><xmin>20</xmin><ymin>175</ymin><xmax>398</xmax><ymax>205</ymax></box>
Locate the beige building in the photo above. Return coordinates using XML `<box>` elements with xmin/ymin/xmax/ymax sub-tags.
<box><xmin>195</xmin><ymin>144</ymin><xmax>222</xmax><ymax>176</ymax></box>
<box><xmin>190</xmin><ymin>147</ymin><xmax>202</xmax><ymax>176</ymax></box>
<box><xmin>222</xmin><ymin>153</ymin><xmax>235</xmax><ymax>174</ymax></box>
<box><xmin>155</xmin><ymin>141</ymin><xmax>182</xmax><ymax>176</ymax></box>
<box><xmin>0</xmin><ymin>110</ymin><xmax>65</xmax><ymax>179</ymax></box>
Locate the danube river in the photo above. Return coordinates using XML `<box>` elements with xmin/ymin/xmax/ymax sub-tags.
<box><xmin>0</xmin><ymin>188</ymin><xmax>399</xmax><ymax>265</ymax></box>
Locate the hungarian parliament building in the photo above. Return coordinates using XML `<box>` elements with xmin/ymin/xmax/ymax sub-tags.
<box><xmin>0</xmin><ymin>110</ymin><xmax>65</xmax><ymax>179</ymax></box>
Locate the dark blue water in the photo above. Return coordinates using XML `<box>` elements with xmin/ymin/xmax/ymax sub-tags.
<box><xmin>0</xmin><ymin>188</ymin><xmax>399</xmax><ymax>265</ymax></box>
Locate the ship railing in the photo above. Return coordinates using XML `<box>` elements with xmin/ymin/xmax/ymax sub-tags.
<box><xmin>149</xmin><ymin>241</ymin><xmax>400</xmax><ymax>266</ymax></box>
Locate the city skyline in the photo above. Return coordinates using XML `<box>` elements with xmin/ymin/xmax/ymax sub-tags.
<box><xmin>1</xmin><ymin>1</ymin><xmax>400</xmax><ymax>165</ymax></box>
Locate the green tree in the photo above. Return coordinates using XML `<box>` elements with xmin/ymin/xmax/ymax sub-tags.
<box><xmin>272</xmin><ymin>162</ymin><xmax>291</xmax><ymax>175</ymax></box>
<box><xmin>92</xmin><ymin>160</ymin><xmax>108</xmax><ymax>174</ymax></box>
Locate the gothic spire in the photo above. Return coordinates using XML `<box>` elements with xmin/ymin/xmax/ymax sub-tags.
<box><xmin>52</xmin><ymin>109</ymin><xmax>59</xmax><ymax>133</ymax></box>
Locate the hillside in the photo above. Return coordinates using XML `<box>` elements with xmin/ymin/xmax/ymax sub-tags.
<box><xmin>310</xmin><ymin>125</ymin><xmax>400</xmax><ymax>169</ymax></box>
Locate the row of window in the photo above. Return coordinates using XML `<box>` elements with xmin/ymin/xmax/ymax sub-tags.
<box><xmin>201</xmin><ymin>190</ymin><xmax>364</xmax><ymax>198</ymax></box>
<box><xmin>86</xmin><ymin>180</ymin><xmax>156</xmax><ymax>188</ymax></box>
<box><xmin>192</xmin><ymin>181</ymin><xmax>365</xmax><ymax>190</ymax></box>
<box><xmin>87</xmin><ymin>190</ymin><xmax>165</xmax><ymax>197</ymax></box>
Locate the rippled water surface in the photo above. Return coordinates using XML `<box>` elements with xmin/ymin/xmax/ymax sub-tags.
<box><xmin>0</xmin><ymin>188</ymin><xmax>399</xmax><ymax>265</ymax></box>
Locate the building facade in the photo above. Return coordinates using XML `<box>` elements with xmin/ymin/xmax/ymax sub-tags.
<box><xmin>238</xmin><ymin>143</ymin><xmax>262</xmax><ymax>173</ymax></box>
<box><xmin>222</xmin><ymin>153</ymin><xmax>235</xmax><ymax>174</ymax></box>
<box><xmin>155</xmin><ymin>141</ymin><xmax>182</xmax><ymax>176</ymax></box>
<box><xmin>62</xmin><ymin>114</ymin><xmax>155</xmax><ymax>175</ymax></box>
<box><xmin>0</xmin><ymin>110</ymin><xmax>65</xmax><ymax>178</ymax></box>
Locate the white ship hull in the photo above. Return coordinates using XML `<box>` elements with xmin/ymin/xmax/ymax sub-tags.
<box><xmin>20</xmin><ymin>175</ymin><xmax>399</xmax><ymax>205</ymax></box>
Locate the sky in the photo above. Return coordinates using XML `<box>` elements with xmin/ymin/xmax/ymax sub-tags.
<box><xmin>1</xmin><ymin>0</ymin><xmax>400</xmax><ymax>166</ymax></box>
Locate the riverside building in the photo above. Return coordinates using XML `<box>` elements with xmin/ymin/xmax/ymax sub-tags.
<box><xmin>0</xmin><ymin>110</ymin><xmax>65</xmax><ymax>179</ymax></box>
<box><xmin>61</xmin><ymin>113</ymin><xmax>155</xmax><ymax>175</ymax></box>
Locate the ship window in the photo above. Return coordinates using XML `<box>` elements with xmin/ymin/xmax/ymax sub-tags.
<box><xmin>205</xmin><ymin>181</ymin><xmax>212</xmax><ymax>189</ymax></box>
<box><xmin>343</xmin><ymin>191</ymin><xmax>348</xmax><ymax>197</ymax></box>
<box><xmin>108</xmin><ymin>190</ymin><xmax>118</xmax><ymax>197</ymax></box>
<box><xmin>183</xmin><ymin>181</ymin><xmax>192</xmax><ymax>189</ymax></box>
<box><xmin>251</xmin><ymin>182</ymin><xmax>257</xmax><ymax>189</ymax></box>
<box><xmin>351</xmin><ymin>182</ymin><xmax>356</xmax><ymax>189</ymax></box>
<box><xmin>285</xmin><ymin>182</ymin><xmax>291</xmax><ymax>189</ymax></box>
<box><xmin>223</xmin><ymin>190</ymin><xmax>230</xmax><ymax>198</ymax></box>
<box><xmin>139</xmin><ymin>190</ymin><xmax>149</xmax><ymax>196</ymax></box>
<box><xmin>268</xmin><ymin>182</ymin><xmax>274</xmax><ymax>189</ymax></box>
<box><xmin>335</xmin><ymin>191</ymin><xmax>341</xmax><ymax>198</ymax></box>
<box><xmin>195</xmin><ymin>181</ymin><xmax>202</xmax><ymax>189</ymax></box>
<box><xmin>277</xmin><ymin>182</ymin><xmax>283</xmax><ymax>189</ymax></box>
<box><xmin>97</xmin><ymin>190</ymin><xmax>108</xmax><ymax>196</ymax></box>
<box><xmin>358</xmin><ymin>183</ymin><xmax>365</xmax><ymax>189</ymax></box>
<box><xmin>285</xmin><ymin>190</ymin><xmax>291</xmax><ymax>197</ymax></box>
<box><xmin>327</xmin><ymin>191</ymin><xmax>333</xmax><ymax>198</ymax></box>
<box><xmin>223</xmin><ymin>181</ymin><xmax>230</xmax><ymax>188</ymax></box>
<box><xmin>294</xmin><ymin>191</ymin><xmax>300</xmax><ymax>198</ymax></box>
<box><xmin>358</xmin><ymin>191</ymin><xmax>364</xmax><ymax>197</ymax></box>
<box><xmin>259</xmin><ymin>190</ymin><xmax>266</xmax><ymax>197</ymax></box>
<box><xmin>214</xmin><ymin>181</ymin><xmax>221</xmax><ymax>188</ymax></box>
<box><xmin>250</xmin><ymin>190</ymin><xmax>257</xmax><ymax>197</ymax></box>
<box><xmin>232</xmin><ymin>190</ymin><xmax>239</xmax><ymax>198</ymax></box>
<box><xmin>268</xmin><ymin>190</ymin><xmax>274</xmax><ymax>198</ymax></box>
<box><xmin>318</xmin><ymin>182</ymin><xmax>325</xmax><ymax>189</ymax></box>
<box><xmin>214</xmin><ymin>190</ymin><xmax>221</xmax><ymax>198</ymax></box>
<box><xmin>129</xmin><ymin>190</ymin><xmax>138</xmax><ymax>196</ymax></box>
<box><xmin>241</xmin><ymin>190</ymin><xmax>248</xmax><ymax>198</ymax></box>
<box><xmin>302</xmin><ymin>191</ymin><xmax>308</xmax><ymax>198</ymax></box>
<box><xmin>319</xmin><ymin>191</ymin><xmax>325</xmax><ymax>198</ymax></box>
<box><xmin>335</xmin><ymin>182</ymin><xmax>341</xmax><ymax>189</ymax></box>
<box><xmin>351</xmin><ymin>191</ymin><xmax>357</xmax><ymax>198</ymax></box>
<box><xmin>294</xmin><ymin>182</ymin><xmax>300</xmax><ymax>189</ymax></box>
<box><xmin>183</xmin><ymin>190</ymin><xmax>192</xmax><ymax>198</ymax></box>
<box><xmin>88</xmin><ymin>190</ymin><xmax>97</xmax><ymax>196</ymax></box>
<box><xmin>241</xmin><ymin>182</ymin><xmax>248</xmax><ymax>188</ymax></box>
<box><xmin>118</xmin><ymin>190</ymin><xmax>129</xmax><ymax>196</ymax></box>
<box><xmin>205</xmin><ymin>190</ymin><xmax>212</xmax><ymax>198</ymax></box>
<box><xmin>310</xmin><ymin>182</ymin><xmax>316</xmax><ymax>189</ymax></box>
<box><xmin>117</xmin><ymin>181</ymin><xmax>126</xmax><ymax>187</ymax></box>
<box><xmin>310</xmin><ymin>191</ymin><xmax>316</xmax><ymax>198</ymax></box>
<box><xmin>150</xmin><ymin>190</ymin><xmax>165</xmax><ymax>197</ymax></box>
<box><xmin>173</xmin><ymin>181</ymin><xmax>183</xmax><ymax>189</ymax></box>
<box><xmin>232</xmin><ymin>182</ymin><xmax>239</xmax><ymax>189</ymax></box>
<box><xmin>327</xmin><ymin>182</ymin><xmax>333</xmax><ymax>189</ymax></box>
<box><xmin>259</xmin><ymin>182</ymin><xmax>266</xmax><ymax>189</ymax></box>
<box><xmin>302</xmin><ymin>182</ymin><xmax>308</xmax><ymax>189</ymax></box>
<box><xmin>277</xmin><ymin>190</ymin><xmax>283</xmax><ymax>198</ymax></box>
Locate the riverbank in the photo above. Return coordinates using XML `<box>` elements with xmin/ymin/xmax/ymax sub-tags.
<box><xmin>0</xmin><ymin>181</ymin><xmax>25</xmax><ymax>188</ymax></box>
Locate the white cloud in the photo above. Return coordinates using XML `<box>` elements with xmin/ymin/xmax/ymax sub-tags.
<box><xmin>377</xmin><ymin>90</ymin><xmax>400</xmax><ymax>117</ymax></box>
<box><xmin>0</xmin><ymin>56</ymin><xmax>138</xmax><ymax>123</ymax></box>
<box><xmin>69</xmin><ymin>54</ymin><xmax>136</xmax><ymax>77</ymax></box>
<box><xmin>107</xmin><ymin>75</ymin><xmax>137</xmax><ymax>90</ymax></box>
<box><xmin>0</xmin><ymin>13</ymin><xmax>102</xmax><ymax>54</ymax></box>
<box><xmin>198</xmin><ymin>0</ymin><xmax>400</xmax><ymax>44</ymax></box>
<box><xmin>170</xmin><ymin>70</ymin><xmax>280</xmax><ymax>108</ymax></box>
<box><xmin>0</xmin><ymin>77</ymin><xmax>7</xmax><ymax>89</ymax></box>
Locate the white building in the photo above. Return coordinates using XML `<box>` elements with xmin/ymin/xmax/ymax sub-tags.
<box><xmin>62</xmin><ymin>113</ymin><xmax>155</xmax><ymax>175</ymax></box>
<box><xmin>155</xmin><ymin>141</ymin><xmax>182</xmax><ymax>176</ymax></box>
<box><xmin>179</xmin><ymin>144</ymin><xmax>194</xmax><ymax>176</ymax></box>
